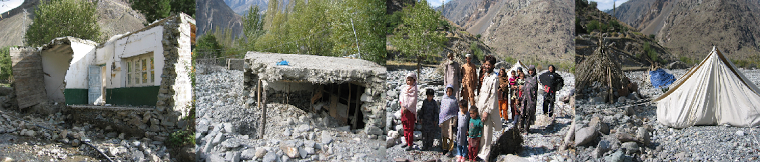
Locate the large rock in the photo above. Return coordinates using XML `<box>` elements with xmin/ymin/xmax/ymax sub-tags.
<box><xmin>621</xmin><ymin>142</ymin><xmax>640</xmax><ymax>154</ymax></box>
<box><xmin>574</xmin><ymin>126</ymin><xmax>598</xmax><ymax>146</ymax></box>
<box><xmin>589</xmin><ymin>116</ymin><xmax>610</xmax><ymax>135</ymax></box>
<box><xmin>240</xmin><ymin>149</ymin><xmax>256</xmax><ymax>160</ymax></box>
<box><xmin>280</xmin><ymin>146</ymin><xmax>300</xmax><ymax>158</ymax></box>
<box><xmin>262</xmin><ymin>152</ymin><xmax>277</xmax><ymax>162</ymax></box>
<box><xmin>604</xmin><ymin>150</ymin><xmax>625</xmax><ymax>162</ymax></box>
<box><xmin>636</xmin><ymin>127</ymin><xmax>650</xmax><ymax>146</ymax></box>
<box><xmin>255</xmin><ymin>148</ymin><xmax>267</xmax><ymax>159</ymax></box>
<box><xmin>593</xmin><ymin>139</ymin><xmax>611</xmax><ymax>158</ymax></box>
<box><xmin>321</xmin><ymin>132</ymin><xmax>333</xmax><ymax>144</ymax></box>
<box><xmin>616</xmin><ymin>132</ymin><xmax>639</xmax><ymax>143</ymax></box>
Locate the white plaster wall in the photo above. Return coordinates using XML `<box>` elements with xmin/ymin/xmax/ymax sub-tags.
<box><xmin>172</xmin><ymin>16</ymin><xmax>194</xmax><ymax>117</ymax></box>
<box><xmin>40</xmin><ymin>42</ymin><xmax>96</xmax><ymax>102</ymax></box>
<box><xmin>107</xmin><ymin>26</ymin><xmax>165</xmax><ymax>88</ymax></box>
<box><xmin>96</xmin><ymin>42</ymin><xmax>118</xmax><ymax>88</ymax></box>
<box><xmin>41</xmin><ymin>50</ymin><xmax>73</xmax><ymax>103</ymax></box>
<box><xmin>64</xmin><ymin>42</ymin><xmax>97</xmax><ymax>89</ymax></box>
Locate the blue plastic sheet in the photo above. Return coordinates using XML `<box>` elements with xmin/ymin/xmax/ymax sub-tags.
<box><xmin>650</xmin><ymin>68</ymin><xmax>676</xmax><ymax>89</ymax></box>
<box><xmin>277</xmin><ymin>60</ymin><xmax>289</xmax><ymax>66</ymax></box>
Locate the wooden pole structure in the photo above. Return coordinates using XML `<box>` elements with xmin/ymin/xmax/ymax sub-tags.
<box><xmin>258</xmin><ymin>79</ymin><xmax>267</xmax><ymax>139</ymax></box>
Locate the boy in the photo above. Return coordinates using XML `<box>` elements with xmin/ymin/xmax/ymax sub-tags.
<box><xmin>399</xmin><ymin>72</ymin><xmax>418</xmax><ymax>151</ymax></box>
<box><xmin>439</xmin><ymin>85</ymin><xmax>459</xmax><ymax>153</ymax></box>
<box><xmin>468</xmin><ymin>106</ymin><xmax>483</xmax><ymax>161</ymax></box>
<box><xmin>418</xmin><ymin>88</ymin><xmax>439</xmax><ymax>151</ymax></box>
<box><xmin>455</xmin><ymin>100</ymin><xmax>470</xmax><ymax>162</ymax></box>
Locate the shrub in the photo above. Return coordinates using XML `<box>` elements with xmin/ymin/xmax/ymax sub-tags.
<box><xmin>167</xmin><ymin>130</ymin><xmax>195</xmax><ymax>147</ymax></box>
<box><xmin>586</xmin><ymin>20</ymin><xmax>600</xmax><ymax>33</ymax></box>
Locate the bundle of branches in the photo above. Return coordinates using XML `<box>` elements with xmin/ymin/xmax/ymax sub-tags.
<box><xmin>488</xmin><ymin>127</ymin><xmax>523</xmax><ymax>161</ymax></box>
<box><xmin>576</xmin><ymin>37</ymin><xmax>629</xmax><ymax>101</ymax></box>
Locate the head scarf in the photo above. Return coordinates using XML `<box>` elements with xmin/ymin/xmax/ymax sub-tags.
<box><xmin>439</xmin><ymin>84</ymin><xmax>459</xmax><ymax>124</ymax></box>
<box><xmin>400</xmin><ymin>72</ymin><xmax>419</xmax><ymax>114</ymax></box>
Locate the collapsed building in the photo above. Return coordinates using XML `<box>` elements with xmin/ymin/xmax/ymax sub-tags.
<box><xmin>9</xmin><ymin>13</ymin><xmax>195</xmax><ymax>140</ymax></box>
<box><xmin>244</xmin><ymin>52</ymin><xmax>386</xmax><ymax>138</ymax></box>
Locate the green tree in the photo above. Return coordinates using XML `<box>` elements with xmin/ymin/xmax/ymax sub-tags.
<box><xmin>195</xmin><ymin>34</ymin><xmax>224</xmax><ymax>59</ymax></box>
<box><xmin>0</xmin><ymin>46</ymin><xmax>13</xmax><ymax>82</ymax></box>
<box><xmin>170</xmin><ymin>0</ymin><xmax>195</xmax><ymax>17</ymax></box>
<box><xmin>25</xmin><ymin>0</ymin><xmax>101</xmax><ymax>46</ymax></box>
<box><xmin>130</xmin><ymin>0</ymin><xmax>195</xmax><ymax>23</ymax></box>
<box><xmin>328</xmin><ymin>0</ymin><xmax>387</xmax><ymax>64</ymax></box>
<box><xmin>241</xmin><ymin>5</ymin><xmax>265</xmax><ymax>51</ymax></box>
<box><xmin>389</xmin><ymin>0</ymin><xmax>447</xmax><ymax>75</ymax></box>
<box><xmin>129</xmin><ymin>0</ymin><xmax>171</xmax><ymax>23</ymax></box>
<box><xmin>586</xmin><ymin>20</ymin><xmax>599</xmax><ymax>33</ymax></box>
<box><xmin>255</xmin><ymin>0</ymin><xmax>292</xmax><ymax>53</ymax></box>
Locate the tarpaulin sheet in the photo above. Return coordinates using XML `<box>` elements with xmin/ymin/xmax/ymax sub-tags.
<box><xmin>650</xmin><ymin>68</ymin><xmax>675</xmax><ymax>89</ymax></box>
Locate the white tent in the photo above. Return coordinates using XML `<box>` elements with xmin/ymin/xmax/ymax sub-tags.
<box><xmin>655</xmin><ymin>47</ymin><xmax>760</xmax><ymax>128</ymax></box>
<box><xmin>506</xmin><ymin>61</ymin><xmax>527</xmax><ymax>78</ymax></box>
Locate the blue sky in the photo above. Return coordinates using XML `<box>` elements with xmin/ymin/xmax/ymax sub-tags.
<box><xmin>592</xmin><ymin>0</ymin><xmax>629</xmax><ymax>11</ymax></box>
<box><xmin>428</xmin><ymin>0</ymin><xmax>451</xmax><ymax>8</ymax></box>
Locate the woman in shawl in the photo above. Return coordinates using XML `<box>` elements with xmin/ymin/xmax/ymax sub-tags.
<box><xmin>399</xmin><ymin>72</ymin><xmax>418</xmax><ymax>151</ymax></box>
<box><xmin>439</xmin><ymin>85</ymin><xmax>459</xmax><ymax>153</ymax></box>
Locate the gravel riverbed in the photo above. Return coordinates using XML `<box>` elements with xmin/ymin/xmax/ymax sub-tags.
<box><xmin>575</xmin><ymin>68</ymin><xmax>760</xmax><ymax>161</ymax></box>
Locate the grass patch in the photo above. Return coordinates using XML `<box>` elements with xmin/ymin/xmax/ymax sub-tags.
<box><xmin>167</xmin><ymin>130</ymin><xmax>195</xmax><ymax>147</ymax></box>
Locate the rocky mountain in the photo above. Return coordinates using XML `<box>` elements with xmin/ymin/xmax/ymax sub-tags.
<box><xmin>197</xmin><ymin>0</ymin><xmax>243</xmax><ymax>37</ymax></box>
<box><xmin>480</xmin><ymin>0</ymin><xmax>574</xmax><ymax>64</ymax></box>
<box><xmin>655</xmin><ymin>0</ymin><xmax>760</xmax><ymax>61</ymax></box>
<box><xmin>222</xmin><ymin>0</ymin><xmax>268</xmax><ymax>15</ymax></box>
<box><xmin>605</xmin><ymin>0</ymin><xmax>656</xmax><ymax>31</ymax></box>
<box><xmin>440</xmin><ymin>0</ymin><xmax>500</xmax><ymax>33</ymax></box>
<box><xmin>0</xmin><ymin>0</ymin><xmax>145</xmax><ymax>47</ymax></box>
<box><xmin>610</xmin><ymin>0</ymin><xmax>760</xmax><ymax>62</ymax></box>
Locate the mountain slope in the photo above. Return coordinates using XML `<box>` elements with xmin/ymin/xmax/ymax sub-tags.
<box><xmin>0</xmin><ymin>0</ymin><xmax>145</xmax><ymax>47</ymax></box>
<box><xmin>656</xmin><ymin>0</ymin><xmax>760</xmax><ymax>60</ymax></box>
<box><xmin>481</xmin><ymin>0</ymin><xmax>574</xmax><ymax>63</ymax></box>
<box><xmin>197</xmin><ymin>0</ymin><xmax>243</xmax><ymax>37</ymax></box>
<box><xmin>606</xmin><ymin>0</ymin><xmax>656</xmax><ymax>30</ymax></box>
<box><xmin>223</xmin><ymin>0</ymin><xmax>267</xmax><ymax>15</ymax></box>
<box><xmin>609</xmin><ymin>0</ymin><xmax>760</xmax><ymax>62</ymax></box>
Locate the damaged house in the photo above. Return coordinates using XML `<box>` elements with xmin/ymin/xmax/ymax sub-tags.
<box><xmin>244</xmin><ymin>52</ymin><xmax>386</xmax><ymax>138</ymax></box>
<box><xmin>10</xmin><ymin>13</ymin><xmax>195</xmax><ymax>139</ymax></box>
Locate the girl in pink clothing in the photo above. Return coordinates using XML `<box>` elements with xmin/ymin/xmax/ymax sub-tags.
<box><xmin>399</xmin><ymin>72</ymin><xmax>418</xmax><ymax>151</ymax></box>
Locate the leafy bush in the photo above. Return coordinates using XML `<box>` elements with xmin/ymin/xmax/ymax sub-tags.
<box><xmin>25</xmin><ymin>0</ymin><xmax>101</xmax><ymax>46</ymax></box>
<box><xmin>0</xmin><ymin>46</ymin><xmax>13</xmax><ymax>83</ymax></box>
<box><xmin>504</xmin><ymin>56</ymin><xmax>516</xmax><ymax>64</ymax></box>
<box><xmin>586</xmin><ymin>20</ymin><xmax>600</xmax><ymax>33</ymax></box>
<box><xmin>168</xmin><ymin>130</ymin><xmax>195</xmax><ymax>147</ymax></box>
<box><xmin>649</xmin><ymin>34</ymin><xmax>656</xmax><ymax>39</ymax></box>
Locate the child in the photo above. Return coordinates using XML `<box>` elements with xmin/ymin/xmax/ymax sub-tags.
<box><xmin>498</xmin><ymin>68</ymin><xmax>510</xmax><ymax>123</ymax></box>
<box><xmin>509</xmin><ymin>70</ymin><xmax>519</xmax><ymax>123</ymax></box>
<box><xmin>514</xmin><ymin>70</ymin><xmax>526</xmax><ymax>125</ymax></box>
<box><xmin>418</xmin><ymin>88</ymin><xmax>439</xmax><ymax>151</ymax></box>
<box><xmin>455</xmin><ymin>100</ymin><xmax>470</xmax><ymax>162</ymax></box>
<box><xmin>399</xmin><ymin>72</ymin><xmax>418</xmax><ymax>151</ymax></box>
<box><xmin>439</xmin><ymin>85</ymin><xmax>459</xmax><ymax>153</ymax></box>
<box><xmin>468</xmin><ymin>106</ymin><xmax>483</xmax><ymax>161</ymax></box>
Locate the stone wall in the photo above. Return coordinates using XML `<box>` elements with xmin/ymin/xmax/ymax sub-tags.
<box><xmin>156</xmin><ymin>13</ymin><xmax>194</xmax><ymax>126</ymax></box>
<box><xmin>9</xmin><ymin>47</ymin><xmax>47</xmax><ymax>110</ymax></box>
<box><xmin>227</xmin><ymin>58</ymin><xmax>245</xmax><ymax>71</ymax></box>
<box><xmin>68</xmin><ymin>106</ymin><xmax>189</xmax><ymax>142</ymax></box>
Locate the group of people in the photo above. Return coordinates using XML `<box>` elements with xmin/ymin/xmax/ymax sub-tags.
<box><xmin>398</xmin><ymin>53</ymin><xmax>565</xmax><ymax>161</ymax></box>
